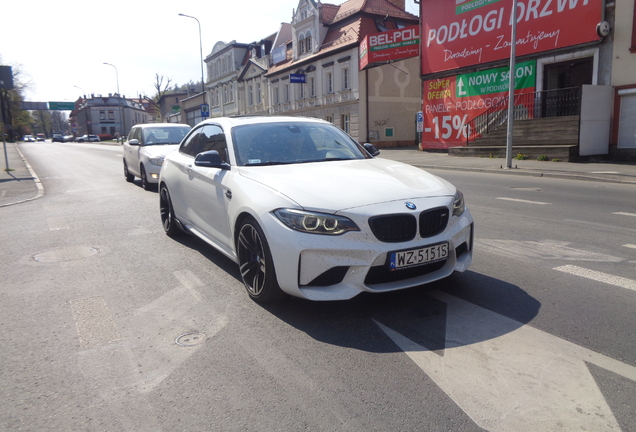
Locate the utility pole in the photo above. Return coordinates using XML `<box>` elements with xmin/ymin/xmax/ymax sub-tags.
<box><xmin>505</xmin><ymin>0</ymin><xmax>518</xmax><ymax>169</ymax></box>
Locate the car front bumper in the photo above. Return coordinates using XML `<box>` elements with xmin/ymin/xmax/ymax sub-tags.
<box><xmin>261</xmin><ymin>197</ymin><xmax>474</xmax><ymax>301</ymax></box>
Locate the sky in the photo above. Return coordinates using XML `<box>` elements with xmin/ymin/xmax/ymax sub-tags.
<box><xmin>2</xmin><ymin>0</ymin><xmax>419</xmax><ymax>106</ymax></box>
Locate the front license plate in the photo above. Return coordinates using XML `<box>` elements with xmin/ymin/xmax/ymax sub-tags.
<box><xmin>389</xmin><ymin>242</ymin><xmax>449</xmax><ymax>271</ymax></box>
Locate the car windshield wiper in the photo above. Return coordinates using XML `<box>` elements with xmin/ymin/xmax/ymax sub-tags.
<box><xmin>243</xmin><ymin>161</ymin><xmax>294</xmax><ymax>166</ymax></box>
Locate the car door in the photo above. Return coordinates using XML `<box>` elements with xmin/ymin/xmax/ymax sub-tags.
<box><xmin>182</xmin><ymin>124</ymin><xmax>233</xmax><ymax>251</ymax></box>
<box><xmin>124</xmin><ymin>127</ymin><xmax>141</xmax><ymax>177</ymax></box>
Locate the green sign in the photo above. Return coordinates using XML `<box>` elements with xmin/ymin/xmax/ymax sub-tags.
<box><xmin>48</xmin><ymin>102</ymin><xmax>75</xmax><ymax>110</ymax></box>
<box><xmin>456</xmin><ymin>0</ymin><xmax>502</xmax><ymax>15</ymax></box>
<box><xmin>456</xmin><ymin>60</ymin><xmax>536</xmax><ymax>98</ymax></box>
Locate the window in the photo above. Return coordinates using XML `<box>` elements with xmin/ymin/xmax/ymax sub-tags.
<box><xmin>229</xmin><ymin>83</ymin><xmax>234</xmax><ymax>102</ymax></box>
<box><xmin>100</xmin><ymin>110</ymin><xmax>105</xmax><ymax>120</ymax></box>
<box><xmin>248</xmin><ymin>85</ymin><xmax>254</xmax><ymax>106</ymax></box>
<box><xmin>257</xmin><ymin>83</ymin><xmax>262</xmax><ymax>104</ymax></box>
<box><xmin>299</xmin><ymin>83</ymin><xmax>305</xmax><ymax>99</ymax></box>
<box><xmin>342</xmin><ymin>114</ymin><xmax>350</xmax><ymax>133</ymax></box>
<box><xmin>326</xmin><ymin>115</ymin><xmax>334</xmax><ymax>124</ymax></box>
<box><xmin>198</xmin><ymin>124</ymin><xmax>228</xmax><ymax>162</ymax></box>
<box><xmin>284</xmin><ymin>84</ymin><xmax>289</xmax><ymax>102</ymax></box>
<box><xmin>305</xmin><ymin>35</ymin><xmax>312</xmax><ymax>54</ymax></box>
<box><xmin>310</xmin><ymin>77</ymin><xmax>315</xmax><ymax>97</ymax></box>
<box><xmin>342</xmin><ymin>68</ymin><xmax>349</xmax><ymax>90</ymax></box>
<box><xmin>108</xmin><ymin>110</ymin><xmax>115</xmax><ymax>120</ymax></box>
<box><xmin>223</xmin><ymin>85</ymin><xmax>228</xmax><ymax>104</ymax></box>
<box><xmin>326</xmin><ymin>72</ymin><xmax>333</xmax><ymax>93</ymax></box>
<box><xmin>298</xmin><ymin>34</ymin><xmax>306</xmax><ymax>56</ymax></box>
<box><xmin>273</xmin><ymin>87</ymin><xmax>279</xmax><ymax>105</ymax></box>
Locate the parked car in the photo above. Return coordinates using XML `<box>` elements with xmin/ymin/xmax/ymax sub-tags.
<box><xmin>23</xmin><ymin>135</ymin><xmax>35</xmax><ymax>142</ymax></box>
<box><xmin>52</xmin><ymin>134</ymin><xmax>64</xmax><ymax>142</ymax></box>
<box><xmin>36</xmin><ymin>133</ymin><xmax>45</xmax><ymax>141</ymax></box>
<box><xmin>63</xmin><ymin>135</ymin><xmax>74</xmax><ymax>142</ymax></box>
<box><xmin>123</xmin><ymin>123</ymin><xmax>191</xmax><ymax>190</ymax></box>
<box><xmin>159</xmin><ymin>116</ymin><xmax>474</xmax><ymax>303</ymax></box>
<box><xmin>76</xmin><ymin>134</ymin><xmax>100</xmax><ymax>142</ymax></box>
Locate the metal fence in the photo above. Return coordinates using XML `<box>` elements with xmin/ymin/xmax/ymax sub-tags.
<box><xmin>466</xmin><ymin>87</ymin><xmax>582</xmax><ymax>143</ymax></box>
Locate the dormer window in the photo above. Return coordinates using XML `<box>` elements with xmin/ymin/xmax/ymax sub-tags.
<box><xmin>298</xmin><ymin>31</ymin><xmax>312</xmax><ymax>56</ymax></box>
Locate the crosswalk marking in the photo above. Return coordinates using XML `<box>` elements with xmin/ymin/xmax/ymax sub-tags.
<box><xmin>554</xmin><ymin>264</ymin><xmax>636</xmax><ymax>291</ymax></box>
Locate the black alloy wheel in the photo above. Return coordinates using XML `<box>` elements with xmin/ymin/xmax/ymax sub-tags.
<box><xmin>237</xmin><ymin>218</ymin><xmax>284</xmax><ymax>302</ymax></box>
<box><xmin>124</xmin><ymin>160</ymin><xmax>134</xmax><ymax>182</ymax></box>
<box><xmin>159</xmin><ymin>185</ymin><xmax>180</xmax><ymax>237</ymax></box>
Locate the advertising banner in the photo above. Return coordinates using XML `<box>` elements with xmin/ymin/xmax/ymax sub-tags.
<box><xmin>421</xmin><ymin>0</ymin><xmax>603</xmax><ymax>75</ymax></box>
<box><xmin>360</xmin><ymin>26</ymin><xmax>420</xmax><ymax>70</ymax></box>
<box><xmin>422</xmin><ymin>60</ymin><xmax>536</xmax><ymax>149</ymax></box>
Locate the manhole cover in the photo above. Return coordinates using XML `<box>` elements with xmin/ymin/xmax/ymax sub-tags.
<box><xmin>176</xmin><ymin>332</ymin><xmax>206</xmax><ymax>347</ymax></box>
<box><xmin>32</xmin><ymin>246</ymin><xmax>101</xmax><ymax>263</ymax></box>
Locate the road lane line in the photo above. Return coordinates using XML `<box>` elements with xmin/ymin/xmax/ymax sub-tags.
<box><xmin>554</xmin><ymin>265</ymin><xmax>636</xmax><ymax>291</ymax></box>
<box><xmin>623</xmin><ymin>244</ymin><xmax>636</xmax><ymax>250</ymax></box>
<box><xmin>613</xmin><ymin>212</ymin><xmax>636</xmax><ymax>217</ymax></box>
<box><xmin>496</xmin><ymin>197</ymin><xmax>551</xmax><ymax>205</ymax></box>
<box><xmin>375</xmin><ymin>291</ymin><xmax>636</xmax><ymax>432</ymax></box>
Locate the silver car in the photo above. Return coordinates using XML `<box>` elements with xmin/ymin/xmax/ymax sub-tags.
<box><xmin>123</xmin><ymin>123</ymin><xmax>191</xmax><ymax>190</ymax></box>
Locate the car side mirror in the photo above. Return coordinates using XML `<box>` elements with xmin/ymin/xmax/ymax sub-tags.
<box><xmin>363</xmin><ymin>143</ymin><xmax>380</xmax><ymax>157</ymax></box>
<box><xmin>195</xmin><ymin>150</ymin><xmax>231</xmax><ymax>170</ymax></box>
<box><xmin>128</xmin><ymin>139</ymin><xmax>140</xmax><ymax>146</ymax></box>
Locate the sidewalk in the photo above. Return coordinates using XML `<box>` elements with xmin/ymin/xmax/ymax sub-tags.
<box><xmin>2</xmin><ymin>142</ymin><xmax>635</xmax><ymax>207</ymax></box>
<box><xmin>379</xmin><ymin>146</ymin><xmax>636</xmax><ymax>185</ymax></box>
<box><xmin>0</xmin><ymin>142</ymin><xmax>43</xmax><ymax>207</ymax></box>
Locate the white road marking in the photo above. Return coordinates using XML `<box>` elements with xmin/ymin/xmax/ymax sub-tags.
<box><xmin>591</xmin><ymin>171</ymin><xmax>619</xmax><ymax>174</ymax></box>
<box><xmin>477</xmin><ymin>239</ymin><xmax>623</xmax><ymax>262</ymax></box>
<box><xmin>375</xmin><ymin>291</ymin><xmax>636</xmax><ymax>432</ymax></box>
<box><xmin>613</xmin><ymin>212</ymin><xmax>636</xmax><ymax>217</ymax></box>
<box><xmin>47</xmin><ymin>217</ymin><xmax>69</xmax><ymax>231</ymax></box>
<box><xmin>554</xmin><ymin>265</ymin><xmax>636</xmax><ymax>291</ymax></box>
<box><xmin>496</xmin><ymin>197</ymin><xmax>551</xmax><ymax>205</ymax></box>
<box><xmin>623</xmin><ymin>244</ymin><xmax>636</xmax><ymax>250</ymax></box>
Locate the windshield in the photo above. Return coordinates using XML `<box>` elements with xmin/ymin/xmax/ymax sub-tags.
<box><xmin>142</xmin><ymin>126</ymin><xmax>191</xmax><ymax>146</ymax></box>
<box><xmin>231</xmin><ymin>121</ymin><xmax>369</xmax><ymax>166</ymax></box>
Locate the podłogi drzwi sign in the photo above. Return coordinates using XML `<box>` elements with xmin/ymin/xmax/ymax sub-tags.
<box><xmin>422</xmin><ymin>60</ymin><xmax>536</xmax><ymax>149</ymax></box>
<box><xmin>359</xmin><ymin>25</ymin><xmax>420</xmax><ymax>70</ymax></box>
<box><xmin>420</xmin><ymin>0</ymin><xmax>603</xmax><ymax>74</ymax></box>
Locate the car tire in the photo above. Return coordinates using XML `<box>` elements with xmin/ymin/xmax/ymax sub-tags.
<box><xmin>159</xmin><ymin>185</ymin><xmax>180</xmax><ymax>237</ymax></box>
<box><xmin>237</xmin><ymin>217</ymin><xmax>285</xmax><ymax>303</ymax></box>
<box><xmin>141</xmin><ymin>165</ymin><xmax>152</xmax><ymax>190</ymax></box>
<box><xmin>124</xmin><ymin>160</ymin><xmax>134</xmax><ymax>182</ymax></box>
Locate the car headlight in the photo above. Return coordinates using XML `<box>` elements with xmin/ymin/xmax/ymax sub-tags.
<box><xmin>273</xmin><ymin>209</ymin><xmax>359</xmax><ymax>235</ymax></box>
<box><xmin>148</xmin><ymin>156</ymin><xmax>165</xmax><ymax>166</ymax></box>
<box><xmin>452</xmin><ymin>190</ymin><xmax>465</xmax><ymax>216</ymax></box>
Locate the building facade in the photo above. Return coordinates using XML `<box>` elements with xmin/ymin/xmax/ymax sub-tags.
<box><xmin>71</xmin><ymin>94</ymin><xmax>151</xmax><ymax>137</ymax></box>
<box><xmin>611</xmin><ymin>0</ymin><xmax>636</xmax><ymax>159</ymax></box>
<box><xmin>264</xmin><ymin>0</ymin><xmax>419</xmax><ymax>146</ymax></box>
<box><xmin>419</xmin><ymin>0</ymin><xmax>618</xmax><ymax>159</ymax></box>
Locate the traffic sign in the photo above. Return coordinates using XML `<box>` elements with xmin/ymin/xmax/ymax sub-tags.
<box><xmin>201</xmin><ymin>104</ymin><xmax>209</xmax><ymax>118</ymax></box>
<box><xmin>48</xmin><ymin>102</ymin><xmax>75</xmax><ymax>110</ymax></box>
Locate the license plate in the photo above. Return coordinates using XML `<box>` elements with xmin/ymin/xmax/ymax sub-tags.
<box><xmin>389</xmin><ymin>242</ymin><xmax>449</xmax><ymax>270</ymax></box>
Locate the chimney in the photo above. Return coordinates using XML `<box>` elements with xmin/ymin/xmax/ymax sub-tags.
<box><xmin>387</xmin><ymin>0</ymin><xmax>405</xmax><ymax>10</ymax></box>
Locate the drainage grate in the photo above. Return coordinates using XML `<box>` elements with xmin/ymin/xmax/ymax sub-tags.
<box><xmin>175</xmin><ymin>332</ymin><xmax>206</xmax><ymax>347</ymax></box>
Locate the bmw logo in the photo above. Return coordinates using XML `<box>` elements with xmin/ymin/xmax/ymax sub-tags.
<box><xmin>405</xmin><ymin>202</ymin><xmax>417</xmax><ymax>210</ymax></box>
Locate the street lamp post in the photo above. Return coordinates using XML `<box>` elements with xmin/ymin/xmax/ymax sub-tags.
<box><xmin>103</xmin><ymin>62</ymin><xmax>126</xmax><ymax>139</ymax></box>
<box><xmin>178</xmin><ymin>13</ymin><xmax>207</xmax><ymax>118</ymax></box>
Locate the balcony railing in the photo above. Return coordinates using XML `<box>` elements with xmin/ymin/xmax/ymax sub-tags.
<box><xmin>466</xmin><ymin>87</ymin><xmax>582</xmax><ymax>143</ymax></box>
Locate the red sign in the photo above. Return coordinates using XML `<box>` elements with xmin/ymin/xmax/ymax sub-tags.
<box><xmin>421</xmin><ymin>0</ymin><xmax>603</xmax><ymax>75</ymax></box>
<box><xmin>360</xmin><ymin>26</ymin><xmax>420</xmax><ymax>70</ymax></box>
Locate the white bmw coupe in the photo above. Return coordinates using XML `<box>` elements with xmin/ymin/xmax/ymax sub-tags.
<box><xmin>159</xmin><ymin>116</ymin><xmax>473</xmax><ymax>302</ymax></box>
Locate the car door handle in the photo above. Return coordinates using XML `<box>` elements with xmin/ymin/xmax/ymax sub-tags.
<box><xmin>186</xmin><ymin>164</ymin><xmax>193</xmax><ymax>173</ymax></box>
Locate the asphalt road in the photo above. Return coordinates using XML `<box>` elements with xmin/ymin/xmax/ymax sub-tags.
<box><xmin>1</xmin><ymin>142</ymin><xmax>635</xmax><ymax>432</ymax></box>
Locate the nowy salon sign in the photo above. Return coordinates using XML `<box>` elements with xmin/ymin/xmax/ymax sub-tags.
<box><xmin>421</xmin><ymin>0</ymin><xmax>603</xmax><ymax>74</ymax></box>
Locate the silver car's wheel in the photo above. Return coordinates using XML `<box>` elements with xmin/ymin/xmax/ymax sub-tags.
<box><xmin>237</xmin><ymin>218</ymin><xmax>284</xmax><ymax>302</ymax></box>
<box><xmin>124</xmin><ymin>160</ymin><xmax>134</xmax><ymax>182</ymax></box>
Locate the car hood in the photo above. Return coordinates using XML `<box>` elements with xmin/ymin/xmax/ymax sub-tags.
<box><xmin>237</xmin><ymin>158</ymin><xmax>455</xmax><ymax>212</ymax></box>
<box><xmin>141</xmin><ymin>144</ymin><xmax>179</xmax><ymax>158</ymax></box>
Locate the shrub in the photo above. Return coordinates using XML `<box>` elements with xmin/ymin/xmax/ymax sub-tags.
<box><xmin>537</xmin><ymin>155</ymin><xmax>549</xmax><ymax>161</ymax></box>
<box><xmin>514</xmin><ymin>153</ymin><xmax>529</xmax><ymax>160</ymax></box>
